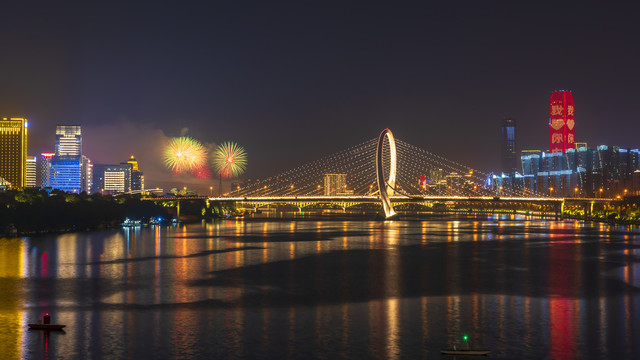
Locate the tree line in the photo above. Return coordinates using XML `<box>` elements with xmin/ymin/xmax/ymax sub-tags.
<box><xmin>0</xmin><ymin>189</ymin><xmax>169</xmax><ymax>235</ymax></box>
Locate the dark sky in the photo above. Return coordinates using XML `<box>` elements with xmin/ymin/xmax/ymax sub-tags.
<box><xmin>1</xmin><ymin>1</ymin><xmax>639</xmax><ymax>190</ymax></box>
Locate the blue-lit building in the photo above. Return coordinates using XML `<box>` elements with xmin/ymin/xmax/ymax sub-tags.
<box><xmin>517</xmin><ymin>145</ymin><xmax>640</xmax><ymax>197</ymax></box>
<box><xmin>49</xmin><ymin>156</ymin><xmax>83</xmax><ymax>192</ymax></box>
<box><xmin>500</xmin><ymin>119</ymin><xmax>517</xmax><ymax>174</ymax></box>
<box><xmin>48</xmin><ymin>126</ymin><xmax>92</xmax><ymax>193</ymax></box>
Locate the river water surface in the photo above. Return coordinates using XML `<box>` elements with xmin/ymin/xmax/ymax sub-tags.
<box><xmin>0</xmin><ymin>214</ymin><xmax>639</xmax><ymax>359</ymax></box>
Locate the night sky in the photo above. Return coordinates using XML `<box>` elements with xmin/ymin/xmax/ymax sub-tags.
<box><xmin>1</xmin><ymin>2</ymin><xmax>639</xmax><ymax>191</ymax></box>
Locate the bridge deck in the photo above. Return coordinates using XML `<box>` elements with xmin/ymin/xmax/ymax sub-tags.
<box><xmin>142</xmin><ymin>195</ymin><xmax>613</xmax><ymax>204</ymax></box>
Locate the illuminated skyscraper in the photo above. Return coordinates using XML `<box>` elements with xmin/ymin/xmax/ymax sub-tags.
<box><xmin>82</xmin><ymin>155</ymin><xmax>92</xmax><ymax>193</ymax></box>
<box><xmin>26</xmin><ymin>156</ymin><xmax>36</xmax><ymax>187</ymax></box>
<box><xmin>37</xmin><ymin>153</ymin><xmax>54</xmax><ymax>187</ymax></box>
<box><xmin>126</xmin><ymin>155</ymin><xmax>144</xmax><ymax>191</ymax></box>
<box><xmin>324</xmin><ymin>173</ymin><xmax>346</xmax><ymax>196</ymax></box>
<box><xmin>55</xmin><ymin>125</ymin><xmax>82</xmax><ymax>156</ymax></box>
<box><xmin>500</xmin><ymin>118</ymin><xmax>517</xmax><ymax>174</ymax></box>
<box><xmin>549</xmin><ymin>90</ymin><xmax>575</xmax><ymax>153</ymax></box>
<box><xmin>93</xmin><ymin>163</ymin><xmax>132</xmax><ymax>194</ymax></box>
<box><xmin>0</xmin><ymin>117</ymin><xmax>28</xmax><ymax>189</ymax></box>
<box><xmin>50</xmin><ymin>125</ymin><xmax>91</xmax><ymax>193</ymax></box>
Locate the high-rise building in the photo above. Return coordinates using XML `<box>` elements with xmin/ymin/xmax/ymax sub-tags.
<box><xmin>125</xmin><ymin>155</ymin><xmax>144</xmax><ymax>191</ymax></box>
<box><xmin>521</xmin><ymin>150</ymin><xmax>541</xmax><ymax>175</ymax></box>
<box><xmin>55</xmin><ymin>125</ymin><xmax>82</xmax><ymax>156</ymax></box>
<box><xmin>50</xmin><ymin>125</ymin><xmax>91</xmax><ymax>193</ymax></box>
<box><xmin>0</xmin><ymin>117</ymin><xmax>28</xmax><ymax>189</ymax></box>
<box><xmin>50</xmin><ymin>156</ymin><xmax>83</xmax><ymax>192</ymax></box>
<box><xmin>93</xmin><ymin>163</ymin><xmax>132</xmax><ymax>194</ymax></box>
<box><xmin>500</xmin><ymin>119</ymin><xmax>517</xmax><ymax>174</ymax></box>
<box><xmin>324</xmin><ymin>173</ymin><xmax>346</xmax><ymax>196</ymax></box>
<box><xmin>37</xmin><ymin>153</ymin><xmax>54</xmax><ymax>187</ymax></box>
<box><xmin>549</xmin><ymin>90</ymin><xmax>575</xmax><ymax>153</ymax></box>
<box><xmin>82</xmin><ymin>155</ymin><xmax>92</xmax><ymax>193</ymax></box>
<box><xmin>26</xmin><ymin>156</ymin><xmax>36</xmax><ymax>187</ymax></box>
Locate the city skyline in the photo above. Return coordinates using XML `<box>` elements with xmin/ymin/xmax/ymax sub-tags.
<box><xmin>2</xmin><ymin>4</ymin><xmax>639</xmax><ymax>359</ymax></box>
<box><xmin>1</xmin><ymin>2</ymin><xmax>640</xmax><ymax>182</ymax></box>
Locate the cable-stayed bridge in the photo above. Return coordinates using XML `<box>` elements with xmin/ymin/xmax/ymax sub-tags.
<box><xmin>144</xmin><ymin>129</ymin><xmax>611</xmax><ymax>220</ymax></box>
<box><xmin>200</xmin><ymin>129</ymin><xmax>608</xmax><ymax>219</ymax></box>
<box><xmin>227</xmin><ymin>130</ymin><xmax>522</xmax><ymax>198</ymax></box>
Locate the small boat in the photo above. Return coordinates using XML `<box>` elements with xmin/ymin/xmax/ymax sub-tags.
<box><xmin>442</xmin><ymin>335</ymin><xmax>490</xmax><ymax>356</ymax></box>
<box><xmin>28</xmin><ymin>323</ymin><xmax>66</xmax><ymax>331</ymax></box>
<box><xmin>441</xmin><ymin>349</ymin><xmax>490</xmax><ymax>356</ymax></box>
<box><xmin>28</xmin><ymin>313</ymin><xmax>66</xmax><ymax>331</ymax></box>
<box><xmin>122</xmin><ymin>218</ymin><xmax>141</xmax><ymax>227</ymax></box>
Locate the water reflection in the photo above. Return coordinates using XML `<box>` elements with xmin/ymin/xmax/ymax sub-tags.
<box><xmin>0</xmin><ymin>216</ymin><xmax>638</xmax><ymax>359</ymax></box>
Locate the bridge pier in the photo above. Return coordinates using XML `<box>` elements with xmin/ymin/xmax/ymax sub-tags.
<box><xmin>554</xmin><ymin>201</ymin><xmax>563</xmax><ymax>220</ymax></box>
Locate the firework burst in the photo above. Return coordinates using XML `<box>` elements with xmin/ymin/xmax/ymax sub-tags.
<box><xmin>213</xmin><ymin>141</ymin><xmax>247</xmax><ymax>178</ymax></box>
<box><xmin>163</xmin><ymin>137</ymin><xmax>208</xmax><ymax>175</ymax></box>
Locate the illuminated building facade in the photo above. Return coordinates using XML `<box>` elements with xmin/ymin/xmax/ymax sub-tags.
<box><xmin>37</xmin><ymin>153</ymin><xmax>54</xmax><ymax>187</ymax></box>
<box><xmin>26</xmin><ymin>156</ymin><xmax>36</xmax><ymax>187</ymax></box>
<box><xmin>49</xmin><ymin>126</ymin><xmax>91</xmax><ymax>193</ymax></box>
<box><xmin>55</xmin><ymin>125</ymin><xmax>82</xmax><ymax>156</ymax></box>
<box><xmin>549</xmin><ymin>90</ymin><xmax>575</xmax><ymax>153</ymax></box>
<box><xmin>126</xmin><ymin>155</ymin><xmax>144</xmax><ymax>191</ymax></box>
<box><xmin>82</xmin><ymin>155</ymin><xmax>92</xmax><ymax>193</ymax></box>
<box><xmin>50</xmin><ymin>156</ymin><xmax>83</xmax><ymax>192</ymax></box>
<box><xmin>93</xmin><ymin>163</ymin><xmax>132</xmax><ymax>194</ymax></box>
<box><xmin>0</xmin><ymin>117</ymin><xmax>28</xmax><ymax>189</ymax></box>
<box><xmin>323</xmin><ymin>173</ymin><xmax>346</xmax><ymax>196</ymax></box>
<box><xmin>520</xmin><ymin>145</ymin><xmax>640</xmax><ymax>197</ymax></box>
<box><xmin>500</xmin><ymin>118</ymin><xmax>517</xmax><ymax>174</ymax></box>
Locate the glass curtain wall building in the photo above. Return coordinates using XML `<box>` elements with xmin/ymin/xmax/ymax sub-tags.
<box><xmin>49</xmin><ymin>125</ymin><xmax>91</xmax><ymax>193</ymax></box>
<box><xmin>500</xmin><ymin>119</ymin><xmax>516</xmax><ymax>174</ymax></box>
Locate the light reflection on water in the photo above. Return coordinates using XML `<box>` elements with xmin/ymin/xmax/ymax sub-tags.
<box><xmin>0</xmin><ymin>215</ymin><xmax>638</xmax><ymax>359</ymax></box>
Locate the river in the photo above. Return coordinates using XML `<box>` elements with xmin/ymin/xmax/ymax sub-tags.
<box><xmin>0</xmin><ymin>214</ymin><xmax>638</xmax><ymax>359</ymax></box>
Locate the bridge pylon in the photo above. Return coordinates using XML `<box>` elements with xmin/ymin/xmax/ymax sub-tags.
<box><xmin>376</xmin><ymin>128</ymin><xmax>398</xmax><ymax>220</ymax></box>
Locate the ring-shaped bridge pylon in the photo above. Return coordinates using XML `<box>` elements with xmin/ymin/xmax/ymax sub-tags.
<box><xmin>376</xmin><ymin>128</ymin><xmax>398</xmax><ymax>219</ymax></box>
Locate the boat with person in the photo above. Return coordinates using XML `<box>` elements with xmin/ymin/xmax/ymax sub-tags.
<box><xmin>441</xmin><ymin>349</ymin><xmax>490</xmax><ymax>356</ymax></box>
<box><xmin>441</xmin><ymin>334</ymin><xmax>490</xmax><ymax>356</ymax></box>
<box><xmin>28</xmin><ymin>313</ymin><xmax>66</xmax><ymax>331</ymax></box>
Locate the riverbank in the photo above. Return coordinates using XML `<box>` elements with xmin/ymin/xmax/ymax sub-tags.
<box><xmin>0</xmin><ymin>189</ymin><xmax>169</xmax><ymax>236</ymax></box>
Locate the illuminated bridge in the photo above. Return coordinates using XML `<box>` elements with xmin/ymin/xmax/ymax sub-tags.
<box><xmin>194</xmin><ymin>129</ymin><xmax>614</xmax><ymax>219</ymax></box>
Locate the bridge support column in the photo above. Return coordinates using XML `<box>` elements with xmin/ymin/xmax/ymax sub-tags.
<box><xmin>554</xmin><ymin>201</ymin><xmax>564</xmax><ymax>220</ymax></box>
<box><xmin>584</xmin><ymin>202</ymin><xmax>591</xmax><ymax>220</ymax></box>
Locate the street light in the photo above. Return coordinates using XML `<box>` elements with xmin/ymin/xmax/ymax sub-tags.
<box><xmin>574</xmin><ymin>187</ymin><xmax>579</xmax><ymax>198</ymax></box>
<box><xmin>550</xmin><ymin>187</ymin><xmax>554</xmax><ymax>197</ymax></box>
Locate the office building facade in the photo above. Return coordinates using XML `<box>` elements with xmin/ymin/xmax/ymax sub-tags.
<box><xmin>126</xmin><ymin>155</ymin><xmax>144</xmax><ymax>191</ymax></box>
<box><xmin>324</xmin><ymin>173</ymin><xmax>347</xmax><ymax>196</ymax></box>
<box><xmin>0</xmin><ymin>117</ymin><xmax>28</xmax><ymax>189</ymax></box>
<box><xmin>50</xmin><ymin>156</ymin><xmax>83</xmax><ymax>192</ymax></box>
<box><xmin>93</xmin><ymin>163</ymin><xmax>132</xmax><ymax>194</ymax></box>
<box><xmin>500</xmin><ymin>119</ymin><xmax>517</xmax><ymax>174</ymax></box>
<box><xmin>49</xmin><ymin>125</ymin><xmax>91</xmax><ymax>193</ymax></box>
<box><xmin>37</xmin><ymin>153</ymin><xmax>54</xmax><ymax>187</ymax></box>
<box><xmin>55</xmin><ymin>125</ymin><xmax>82</xmax><ymax>156</ymax></box>
<box><xmin>26</xmin><ymin>156</ymin><xmax>36</xmax><ymax>187</ymax></box>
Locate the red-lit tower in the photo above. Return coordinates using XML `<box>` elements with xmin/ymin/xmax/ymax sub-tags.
<box><xmin>549</xmin><ymin>90</ymin><xmax>575</xmax><ymax>152</ymax></box>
